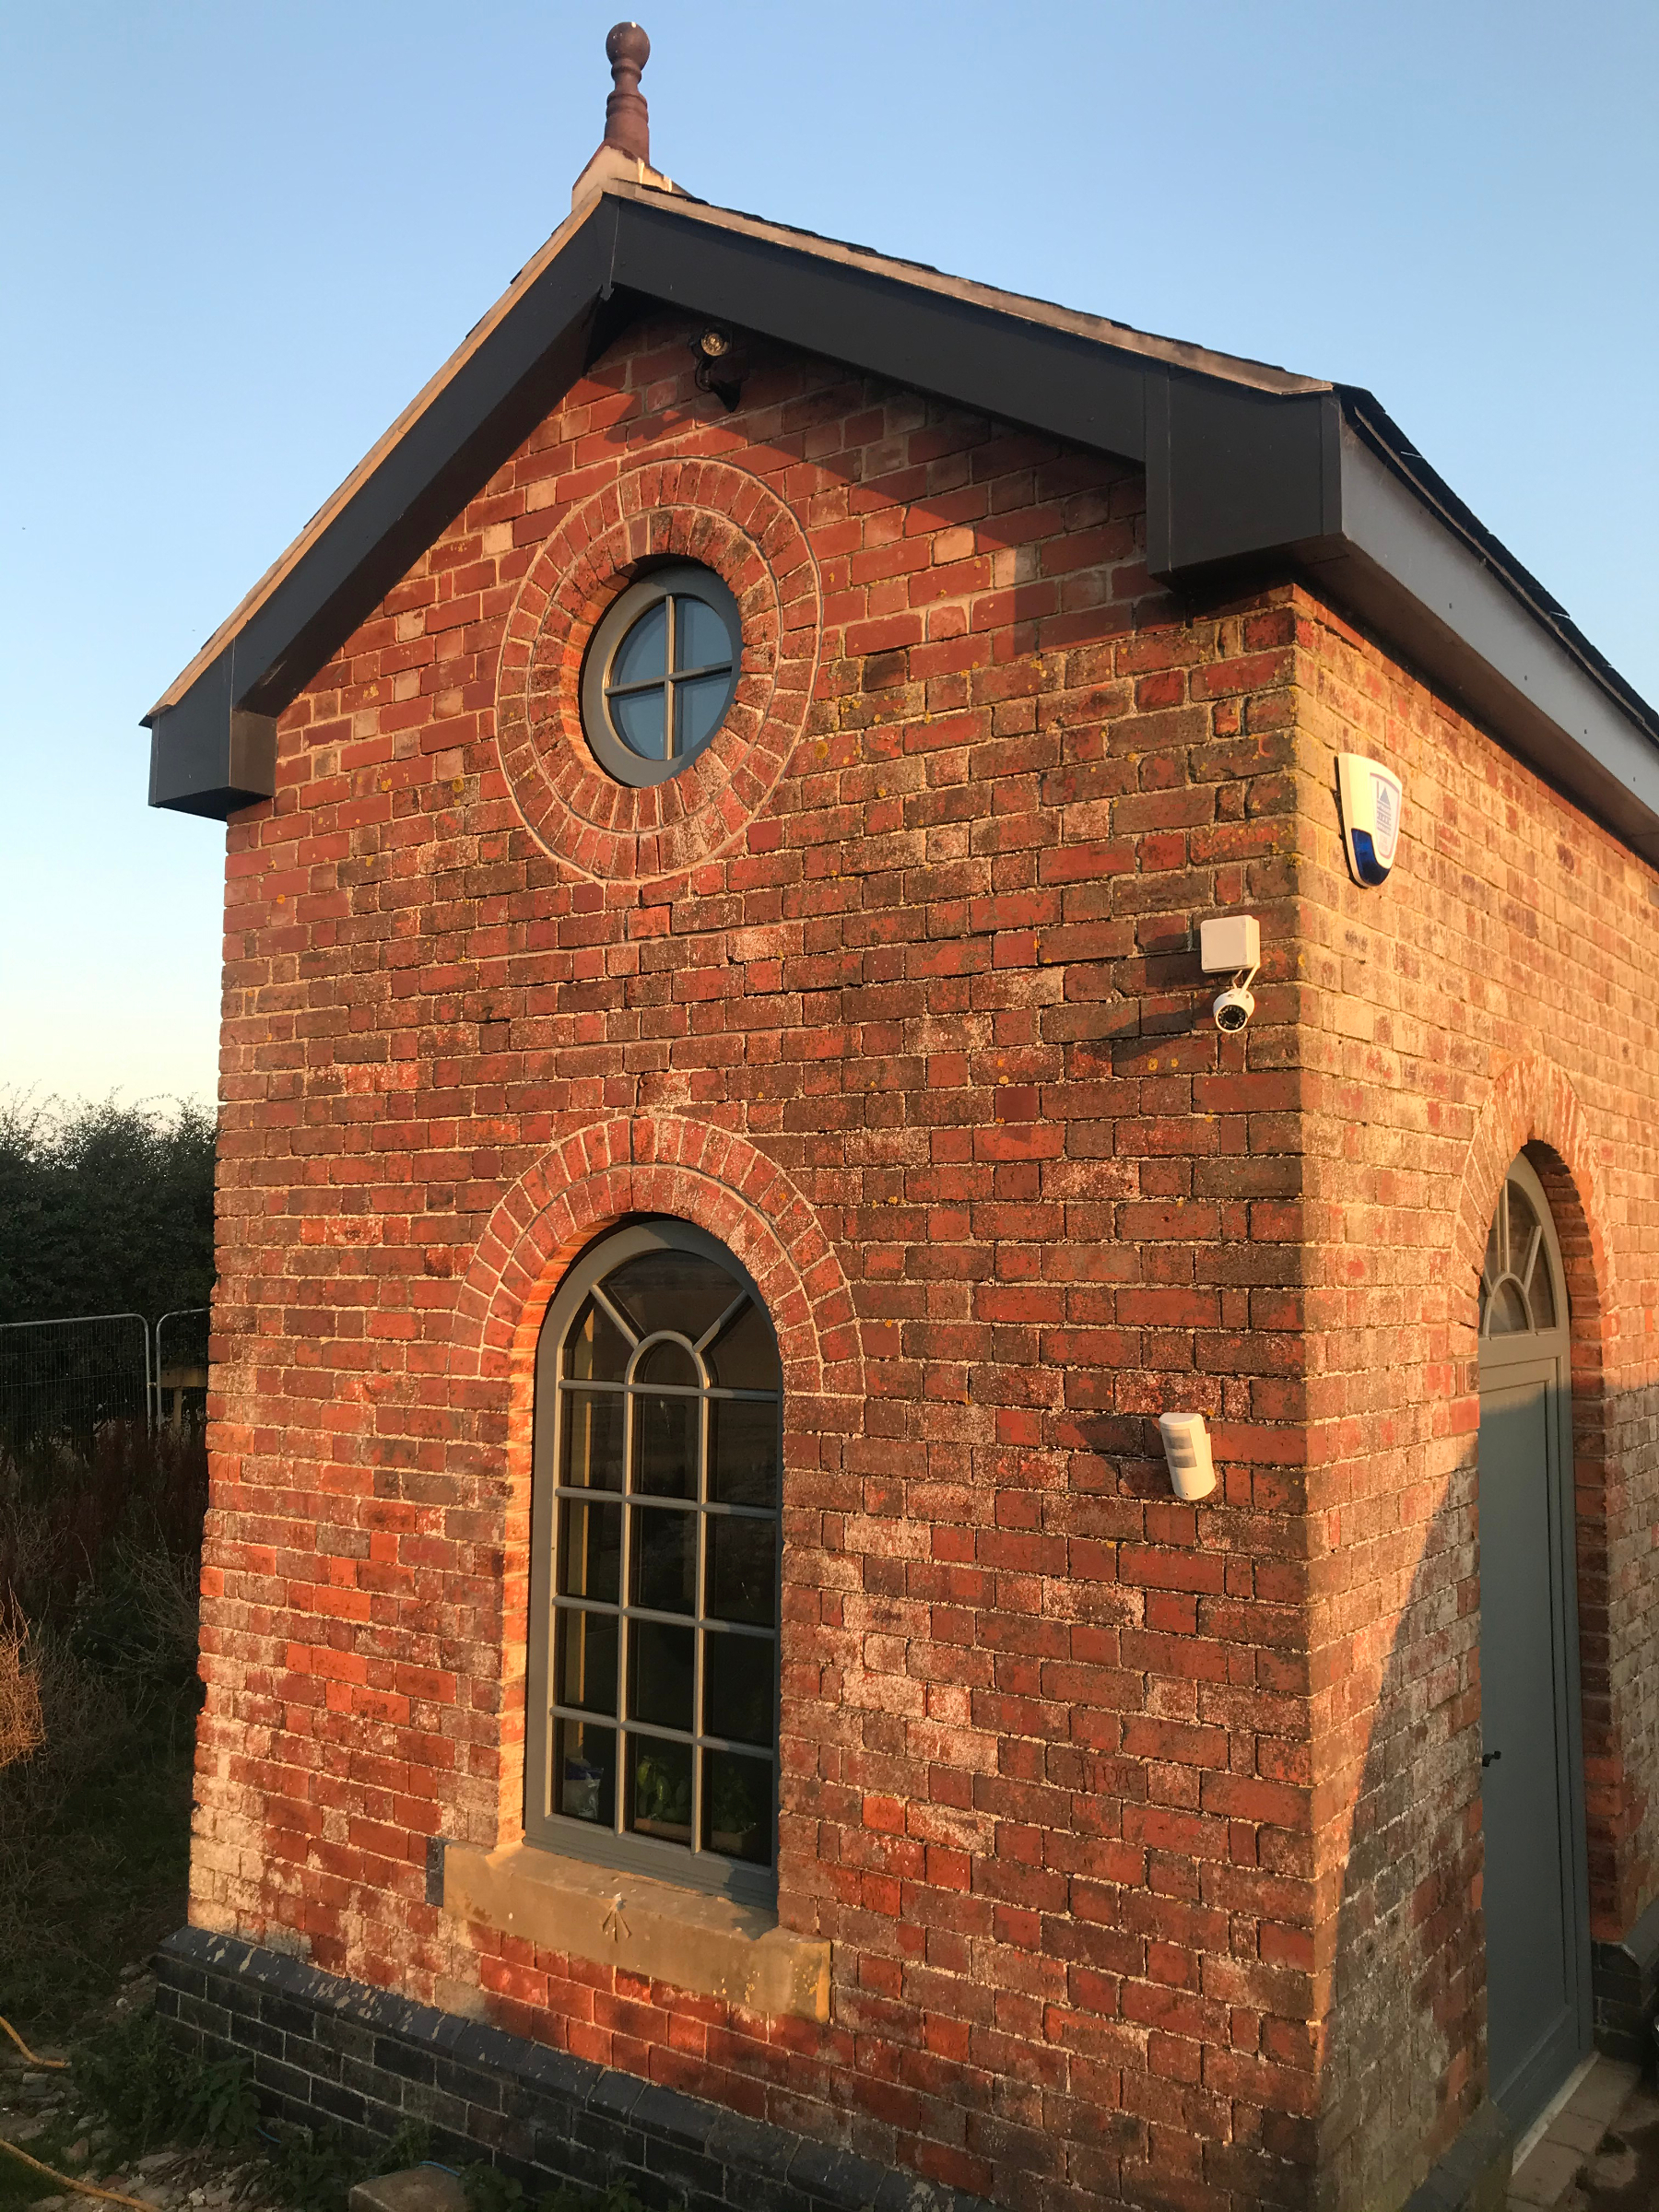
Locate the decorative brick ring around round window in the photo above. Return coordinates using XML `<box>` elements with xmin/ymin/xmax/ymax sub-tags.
<box><xmin>496</xmin><ymin>461</ymin><xmax>823</xmax><ymax>881</ymax></box>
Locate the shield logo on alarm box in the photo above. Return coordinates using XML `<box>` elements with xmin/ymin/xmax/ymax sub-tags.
<box><xmin>1337</xmin><ymin>754</ymin><xmax>1405</xmax><ymax>887</ymax></box>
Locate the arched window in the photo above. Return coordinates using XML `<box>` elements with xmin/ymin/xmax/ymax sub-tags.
<box><xmin>1480</xmin><ymin>1160</ymin><xmax>1568</xmax><ymax>1343</ymax></box>
<box><xmin>526</xmin><ymin>1220</ymin><xmax>782</xmax><ymax>1902</ymax></box>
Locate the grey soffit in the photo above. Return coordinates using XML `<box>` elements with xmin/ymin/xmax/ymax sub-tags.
<box><xmin>146</xmin><ymin>182</ymin><xmax>1659</xmax><ymax>867</ymax></box>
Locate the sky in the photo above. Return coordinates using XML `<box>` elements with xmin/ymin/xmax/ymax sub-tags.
<box><xmin>3</xmin><ymin>0</ymin><xmax>1656</xmax><ymax>1115</ymax></box>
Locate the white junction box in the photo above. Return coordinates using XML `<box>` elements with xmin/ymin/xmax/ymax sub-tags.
<box><xmin>1199</xmin><ymin>914</ymin><xmax>1260</xmax><ymax>976</ymax></box>
<box><xmin>1159</xmin><ymin>1412</ymin><xmax>1218</xmax><ymax>1502</ymax></box>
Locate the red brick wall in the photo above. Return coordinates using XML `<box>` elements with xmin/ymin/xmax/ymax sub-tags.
<box><xmin>1293</xmin><ymin>595</ymin><xmax>1659</xmax><ymax>2206</ymax></box>
<box><xmin>197</xmin><ymin>309</ymin><xmax>1659</xmax><ymax>2211</ymax></box>
<box><xmin>197</xmin><ymin>314</ymin><xmax>1330</xmax><ymax>2212</ymax></box>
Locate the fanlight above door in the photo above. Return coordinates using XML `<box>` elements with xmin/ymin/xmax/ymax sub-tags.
<box><xmin>1480</xmin><ymin>1172</ymin><xmax>1561</xmax><ymax>1339</ymax></box>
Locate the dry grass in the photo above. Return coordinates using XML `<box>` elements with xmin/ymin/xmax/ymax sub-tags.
<box><xmin>0</xmin><ymin>1618</ymin><xmax>43</xmax><ymax>1770</ymax></box>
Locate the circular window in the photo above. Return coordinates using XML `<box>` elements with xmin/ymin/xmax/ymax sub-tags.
<box><xmin>580</xmin><ymin>564</ymin><xmax>742</xmax><ymax>787</ymax></box>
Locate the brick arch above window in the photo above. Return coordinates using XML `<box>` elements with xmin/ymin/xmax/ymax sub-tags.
<box><xmin>494</xmin><ymin>459</ymin><xmax>822</xmax><ymax>883</ymax></box>
<box><xmin>448</xmin><ymin>1116</ymin><xmax>863</xmax><ymax>1412</ymax></box>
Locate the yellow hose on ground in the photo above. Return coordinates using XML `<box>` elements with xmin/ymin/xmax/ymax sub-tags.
<box><xmin>0</xmin><ymin>2016</ymin><xmax>67</xmax><ymax>2069</ymax></box>
<box><xmin>0</xmin><ymin>2133</ymin><xmax>161</xmax><ymax>2211</ymax></box>
<box><xmin>1</xmin><ymin>2009</ymin><xmax>184</xmax><ymax>2207</ymax></box>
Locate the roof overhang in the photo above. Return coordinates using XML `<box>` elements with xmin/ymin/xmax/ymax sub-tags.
<box><xmin>147</xmin><ymin>183</ymin><xmax>1659</xmax><ymax>867</ymax></box>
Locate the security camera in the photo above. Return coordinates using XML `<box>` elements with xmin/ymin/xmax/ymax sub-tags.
<box><xmin>1199</xmin><ymin>915</ymin><xmax>1261</xmax><ymax>1038</ymax></box>
<box><xmin>1213</xmin><ymin>983</ymin><xmax>1255</xmax><ymax>1033</ymax></box>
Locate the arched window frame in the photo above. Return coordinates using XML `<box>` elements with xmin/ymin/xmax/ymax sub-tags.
<box><xmin>525</xmin><ymin>1218</ymin><xmax>782</xmax><ymax>1905</ymax></box>
<box><xmin>1479</xmin><ymin>1151</ymin><xmax>1571</xmax><ymax>1364</ymax></box>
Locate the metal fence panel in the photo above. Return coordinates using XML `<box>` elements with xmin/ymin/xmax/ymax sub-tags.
<box><xmin>0</xmin><ymin>1312</ymin><xmax>152</xmax><ymax>1462</ymax></box>
<box><xmin>155</xmin><ymin>1306</ymin><xmax>211</xmax><ymax>1430</ymax></box>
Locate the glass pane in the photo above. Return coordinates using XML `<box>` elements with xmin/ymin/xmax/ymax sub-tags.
<box><xmin>560</xmin><ymin>1389</ymin><xmax>624</xmax><ymax>1491</ymax></box>
<box><xmin>706</xmin><ymin>1515</ymin><xmax>776</xmax><ymax>1625</ymax></box>
<box><xmin>630</xmin><ymin>1504</ymin><xmax>697</xmax><ymax>1614</ymax></box>
<box><xmin>636</xmin><ymin>1337</ymin><xmax>698</xmax><ymax>1387</ymax></box>
<box><xmin>555</xmin><ymin>1608</ymin><xmax>618</xmax><ymax>1715</ymax></box>
<box><xmin>611</xmin><ymin>598</ymin><xmax>667</xmax><ymax>688</ymax></box>
<box><xmin>1507</xmin><ymin>1182</ymin><xmax>1540</xmax><ymax>1271</ymax></box>
<box><xmin>673</xmin><ymin>594</ymin><xmax>733</xmax><ymax>673</ymax></box>
<box><xmin>627</xmin><ymin>1734</ymin><xmax>692</xmax><ymax>1846</ymax></box>
<box><xmin>675</xmin><ymin>674</ymin><xmax>732</xmax><ymax>754</ymax></box>
<box><xmin>563</xmin><ymin>1297</ymin><xmax>631</xmax><ymax>1381</ymax></box>
<box><xmin>555</xmin><ymin>1719</ymin><xmax>615</xmax><ymax>1827</ymax></box>
<box><xmin>610</xmin><ymin>685</ymin><xmax>667</xmax><ymax>759</ymax></box>
<box><xmin>706</xmin><ymin>1300</ymin><xmax>781</xmax><ymax>1390</ymax></box>
<box><xmin>1487</xmin><ymin>1277</ymin><xmax>1530</xmax><ymax>1336</ymax></box>
<box><xmin>634</xmin><ymin>1392</ymin><xmax>699</xmax><ymax>1499</ymax></box>
<box><xmin>559</xmin><ymin>1500</ymin><xmax>620</xmax><ymax>1602</ymax></box>
<box><xmin>1530</xmin><ymin>1252</ymin><xmax>1556</xmax><ymax>1330</ymax></box>
<box><xmin>703</xmin><ymin>1630</ymin><xmax>773</xmax><ymax>1747</ymax></box>
<box><xmin>1484</xmin><ymin>1201</ymin><xmax>1503</xmax><ymax>1287</ymax></box>
<box><xmin>605</xmin><ymin>1250</ymin><xmax>742</xmax><ymax>1346</ymax></box>
<box><xmin>709</xmin><ymin>1398</ymin><xmax>780</xmax><ymax>1509</ymax></box>
<box><xmin>701</xmin><ymin>1749</ymin><xmax>772</xmax><ymax>1865</ymax></box>
<box><xmin>629</xmin><ymin>1619</ymin><xmax>694</xmax><ymax>1733</ymax></box>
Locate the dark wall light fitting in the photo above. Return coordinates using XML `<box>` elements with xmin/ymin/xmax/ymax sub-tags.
<box><xmin>691</xmin><ymin>324</ymin><xmax>748</xmax><ymax>411</ymax></box>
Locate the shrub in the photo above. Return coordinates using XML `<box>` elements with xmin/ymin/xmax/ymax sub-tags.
<box><xmin>0</xmin><ymin>1427</ymin><xmax>206</xmax><ymax>2025</ymax></box>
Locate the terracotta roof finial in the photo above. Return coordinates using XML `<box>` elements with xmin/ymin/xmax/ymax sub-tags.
<box><xmin>604</xmin><ymin>23</ymin><xmax>652</xmax><ymax>164</ymax></box>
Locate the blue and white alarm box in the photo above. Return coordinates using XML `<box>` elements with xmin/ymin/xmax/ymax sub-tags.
<box><xmin>1336</xmin><ymin>754</ymin><xmax>1405</xmax><ymax>887</ymax></box>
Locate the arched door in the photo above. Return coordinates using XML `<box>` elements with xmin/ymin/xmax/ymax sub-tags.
<box><xmin>1477</xmin><ymin>1153</ymin><xmax>1591</xmax><ymax>2130</ymax></box>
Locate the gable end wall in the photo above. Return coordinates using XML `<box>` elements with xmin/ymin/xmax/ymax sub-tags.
<box><xmin>192</xmin><ymin>309</ymin><xmax>1659</xmax><ymax>2212</ymax></box>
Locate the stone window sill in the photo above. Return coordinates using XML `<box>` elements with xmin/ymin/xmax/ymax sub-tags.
<box><xmin>440</xmin><ymin>1841</ymin><xmax>830</xmax><ymax>2023</ymax></box>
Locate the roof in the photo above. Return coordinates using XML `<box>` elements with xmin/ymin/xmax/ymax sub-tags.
<box><xmin>147</xmin><ymin>180</ymin><xmax>1659</xmax><ymax>867</ymax></box>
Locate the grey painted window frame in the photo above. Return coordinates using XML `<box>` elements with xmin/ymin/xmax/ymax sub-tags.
<box><xmin>579</xmin><ymin>564</ymin><xmax>742</xmax><ymax>788</ymax></box>
<box><xmin>524</xmin><ymin>1218</ymin><xmax>782</xmax><ymax>1907</ymax></box>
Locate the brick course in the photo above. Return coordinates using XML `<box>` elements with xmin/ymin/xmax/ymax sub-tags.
<box><xmin>188</xmin><ymin>310</ymin><xmax>1659</xmax><ymax>2212</ymax></box>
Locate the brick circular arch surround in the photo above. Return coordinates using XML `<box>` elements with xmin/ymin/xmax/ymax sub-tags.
<box><xmin>494</xmin><ymin>459</ymin><xmax>822</xmax><ymax>881</ymax></box>
<box><xmin>449</xmin><ymin>1116</ymin><xmax>863</xmax><ymax>1845</ymax></box>
<box><xmin>1446</xmin><ymin>1055</ymin><xmax>1645</xmax><ymax>1936</ymax></box>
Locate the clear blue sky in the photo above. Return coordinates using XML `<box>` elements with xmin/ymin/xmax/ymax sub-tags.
<box><xmin>4</xmin><ymin>0</ymin><xmax>1656</xmax><ymax>1112</ymax></box>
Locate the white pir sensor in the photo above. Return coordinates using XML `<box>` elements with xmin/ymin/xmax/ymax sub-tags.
<box><xmin>1158</xmin><ymin>1413</ymin><xmax>1218</xmax><ymax>1501</ymax></box>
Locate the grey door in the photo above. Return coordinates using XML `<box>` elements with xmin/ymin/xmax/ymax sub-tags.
<box><xmin>1477</xmin><ymin>1158</ymin><xmax>1590</xmax><ymax>2132</ymax></box>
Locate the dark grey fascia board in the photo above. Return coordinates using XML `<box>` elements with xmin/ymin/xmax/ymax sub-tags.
<box><xmin>147</xmin><ymin>648</ymin><xmax>277</xmax><ymax>818</ymax></box>
<box><xmin>1300</xmin><ymin>425</ymin><xmax>1659</xmax><ymax>867</ymax></box>
<box><xmin>146</xmin><ymin>205</ymin><xmax>621</xmax><ymax>818</ymax></box>
<box><xmin>229</xmin><ymin>202</ymin><xmax>613</xmax><ymax>715</ymax></box>
<box><xmin>147</xmin><ymin>194</ymin><xmax>1165</xmax><ymax>821</ymax></box>
<box><xmin>606</xmin><ymin>194</ymin><xmax>1157</xmax><ymax>465</ymax></box>
<box><xmin>1148</xmin><ymin>374</ymin><xmax>1659</xmax><ymax>866</ymax></box>
<box><xmin>147</xmin><ymin>186</ymin><xmax>1659</xmax><ymax>868</ymax></box>
<box><xmin>1146</xmin><ymin>375</ymin><xmax>1342</xmax><ymax>576</ymax></box>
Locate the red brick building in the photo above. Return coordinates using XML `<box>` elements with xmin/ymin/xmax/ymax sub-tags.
<box><xmin>147</xmin><ymin>29</ymin><xmax>1659</xmax><ymax>2212</ymax></box>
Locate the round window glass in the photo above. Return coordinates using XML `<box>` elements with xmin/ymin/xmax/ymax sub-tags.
<box><xmin>581</xmin><ymin>564</ymin><xmax>742</xmax><ymax>787</ymax></box>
